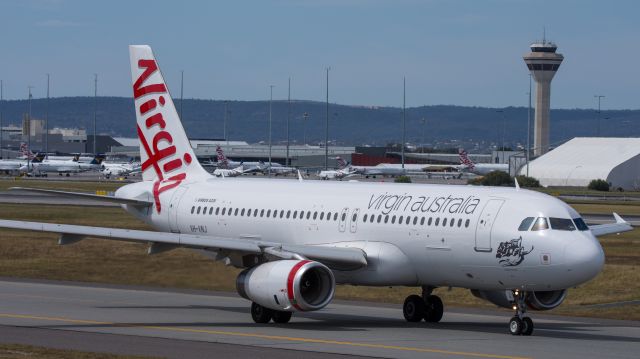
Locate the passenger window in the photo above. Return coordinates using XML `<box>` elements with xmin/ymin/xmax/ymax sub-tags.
<box><xmin>442</xmin><ymin>218</ymin><xmax>447</xmax><ymax>226</ymax></box>
<box><xmin>518</xmin><ymin>217</ymin><xmax>535</xmax><ymax>231</ymax></box>
<box><xmin>384</xmin><ymin>215</ymin><xmax>389</xmax><ymax>223</ymax></box>
<box><xmin>420</xmin><ymin>217</ymin><xmax>425</xmax><ymax>225</ymax></box>
<box><xmin>300</xmin><ymin>211</ymin><xmax>305</xmax><ymax>219</ymax></box>
<box><xmin>241</xmin><ymin>208</ymin><xmax>245</xmax><ymax>216</ymax></box>
<box><xmin>341</xmin><ymin>212</ymin><xmax>346</xmax><ymax>221</ymax></box>
<box><xmin>391</xmin><ymin>215</ymin><xmax>396</xmax><ymax>224</ymax></box>
<box><xmin>377</xmin><ymin>215</ymin><xmax>382</xmax><ymax>223</ymax></box>
<box><xmin>191</xmin><ymin>206</ymin><xmax>195</xmax><ymax>214</ymax></box>
<box><xmin>326</xmin><ymin>212</ymin><xmax>331</xmax><ymax>220</ymax></box>
<box><xmin>450</xmin><ymin>218</ymin><xmax>455</xmax><ymax>227</ymax></box>
<box><xmin>406</xmin><ymin>216</ymin><xmax>411</xmax><ymax>225</ymax></box>
<box><xmin>197</xmin><ymin>206</ymin><xmax>201</xmax><ymax>214</ymax></box>
<box><xmin>573</xmin><ymin>218</ymin><xmax>589</xmax><ymax>231</ymax></box>
<box><xmin>531</xmin><ymin>217</ymin><xmax>549</xmax><ymax>231</ymax></box>
<box><xmin>352</xmin><ymin>213</ymin><xmax>357</xmax><ymax>222</ymax></box>
<box><xmin>334</xmin><ymin>213</ymin><xmax>338</xmax><ymax>221</ymax></box>
<box><xmin>435</xmin><ymin>217</ymin><xmax>440</xmax><ymax>226</ymax></box>
<box><xmin>370</xmin><ymin>215</ymin><xmax>375</xmax><ymax>223</ymax></box>
<box><xmin>465</xmin><ymin>219</ymin><xmax>470</xmax><ymax>227</ymax></box>
<box><xmin>280</xmin><ymin>210</ymin><xmax>284</xmax><ymax>218</ymax></box>
<box><xmin>457</xmin><ymin>218</ymin><xmax>462</xmax><ymax>227</ymax></box>
<box><xmin>413</xmin><ymin>217</ymin><xmax>418</xmax><ymax>225</ymax></box>
<box><xmin>320</xmin><ymin>212</ymin><xmax>325</xmax><ymax>220</ymax></box>
<box><xmin>312</xmin><ymin>212</ymin><xmax>317</xmax><ymax>220</ymax></box>
<box><xmin>362</xmin><ymin>214</ymin><xmax>368</xmax><ymax>222</ymax></box>
<box><xmin>228</xmin><ymin>208</ymin><xmax>233</xmax><ymax>216</ymax></box>
<box><xmin>549</xmin><ymin>217</ymin><xmax>576</xmax><ymax>231</ymax></box>
<box><xmin>260</xmin><ymin>209</ymin><xmax>265</xmax><ymax>217</ymax></box>
<box><xmin>202</xmin><ymin>207</ymin><xmax>207</xmax><ymax>214</ymax></box>
<box><xmin>209</xmin><ymin>207</ymin><xmax>214</xmax><ymax>215</ymax></box>
<box><xmin>234</xmin><ymin>208</ymin><xmax>239</xmax><ymax>216</ymax></box>
<box><xmin>428</xmin><ymin>217</ymin><xmax>433</xmax><ymax>226</ymax></box>
<box><xmin>266</xmin><ymin>210</ymin><xmax>271</xmax><ymax>217</ymax></box>
<box><xmin>253</xmin><ymin>209</ymin><xmax>258</xmax><ymax>217</ymax></box>
<box><xmin>215</xmin><ymin>207</ymin><xmax>220</xmax><ymax>215</ymax></box>
<box><xmin>306</xmin><ymin>212</ymin><xmax>311</xmax><ymax>220</ymax></box>
<box><xmin>287</xmin><ymin>210</ymin><xmax>291</xmax><ymax>218</ymax></box>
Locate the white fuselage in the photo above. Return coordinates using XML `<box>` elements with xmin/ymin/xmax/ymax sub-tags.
<box><xmin>464</xmin><ymin>164</ymin><xmax>509</xmax><ymax>176</ymax></box>
<box><xmin>118</xmin><ymin>178</ymin><xmax>604</xmax><ymax>292</ymax></box>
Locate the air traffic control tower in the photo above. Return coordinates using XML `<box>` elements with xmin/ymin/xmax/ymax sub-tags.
<box><xmin>523</xmin><ymin>39</ymin><xmax>563</xmax><ymax>156</ymax></box>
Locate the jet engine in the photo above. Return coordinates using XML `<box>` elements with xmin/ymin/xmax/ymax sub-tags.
<box><xmin>236</xmin><ymin>259</ymin><xmax>335</xmax><ymax>312</ymax></box>
<box><xmin>471</xmin><ymin>289</ymin><xmax>567</xmax><ymax>310</ymax></box>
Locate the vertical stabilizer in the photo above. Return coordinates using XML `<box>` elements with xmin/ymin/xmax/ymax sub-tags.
<box><xmin>129</xmin><ymin>45</ymin><xmax>209</xmax><ymax>212</ymax></box>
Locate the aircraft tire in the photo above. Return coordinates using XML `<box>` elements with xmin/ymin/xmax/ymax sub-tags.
<box><xmin>423</xmin><ymin>295</ymin><xmax>443</xmax><ymax>323</ymax></box>
<box><xmin>272</xmin><ymin>311</ymin><xmax>292</xmax><ymax>324</ymax></box>
<box><xmin>521</xmin><ymin>317</ymin><xmax>534</xmax><ymax>336</ymax></box>
<box><xmin>509</xmin><ymin>316</ymin><xmax>523</xmax><ymax>335</ymax></box>
<box><xmin>403</xmin><ymin>295</ymin><xmax>425</xmax><ymax>322</ymax></box>
<box><xmin>251</xmin><ymin>302</ymin><xmax>273</xmax><ymax>324</ymax></box>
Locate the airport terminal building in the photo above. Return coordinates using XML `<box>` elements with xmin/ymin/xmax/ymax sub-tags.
<box><xmin>521</xmin><ymin>137</ymin><xmax>640</xmax><ymax>190</ymax></box>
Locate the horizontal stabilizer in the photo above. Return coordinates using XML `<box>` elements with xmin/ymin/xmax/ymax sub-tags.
<box><xmin>9</xmin><ymin>187</ymin><xmax>152</xmax><ymax>207</ymax></box>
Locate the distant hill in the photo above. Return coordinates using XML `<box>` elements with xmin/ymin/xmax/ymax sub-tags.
<box><xmin>1</xmin><ymin>97</ymin><xmax>638</xmax><ymax>149</ymax></box>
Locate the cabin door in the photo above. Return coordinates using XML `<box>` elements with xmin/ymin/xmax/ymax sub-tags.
<box><xmin>474</xmin><ymin>199</ymin><xmax>504</xmax><ymax>252</ymax></box>
<box><xmin>168</xmin><ymin>186</ymin><xmax>188</xmax><ymax>233</ymax></box>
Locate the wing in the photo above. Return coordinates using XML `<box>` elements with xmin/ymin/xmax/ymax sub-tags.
<box><xmin>0</xmin><ymin>219</ymin><xmax>367</xmax><ymax>270</ymax></box>
<box><xmin>589</xmin><ymin>213</ymin><xmax>634</xmax><ymax>237</ymax></box>
<box><xmin>9</xmin><ymin>187</ymin><xmax>152</xmax><ymax>207</ymax></box>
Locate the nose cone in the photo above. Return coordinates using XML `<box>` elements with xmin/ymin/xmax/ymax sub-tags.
<box><xmin>564</xmin><ymin>235</ymin><xmax>605</xmax><ymax>285</ymax></box>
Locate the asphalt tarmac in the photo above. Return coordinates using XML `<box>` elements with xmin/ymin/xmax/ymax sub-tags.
<box><xmin>0</xmin><ymin>279</ymin><xmax>637</xmax><ymax>359</ymax></box>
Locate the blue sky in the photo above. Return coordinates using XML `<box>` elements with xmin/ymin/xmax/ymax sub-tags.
<box><xmin>1</xmin><ymin>0</ymin><xmax>638</xmax><ymax>109</ymax></box>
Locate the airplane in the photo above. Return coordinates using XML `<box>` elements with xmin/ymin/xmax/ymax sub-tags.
<box><xmin>0</xmin><ymin>143</ymin><xmax>33</xmax><ymax>173</ymax></box>
<box><xmin>212</xmin><ymin>165</ymin><xmax>247</xmax><ymax>178</ymax></box>
<box><xmin>215</xmin><ymin>145</ymin><xmax>281</xmax><ymax>172</ymax></box>
<box><xmin>351</xmin><ymin>164</ymin><xmax>407</xmax><ymax>178</ymax></box>
<box><xmin>101</xmin><ymin>160</ymin><xmax>139</xmax><ymax>178</ymax></box>
<box><xmin>22</xmin><ymin>154</ymin><xmax>104</xmax><ymax>176</ymax></box>
<box><xmin>318</xmin><ymin>157</ymin><xmax>356</xmax><ymax>180</ymax></box>
<box><xmin>0</xmin><ymin>45</ymin><xmax>632</xmax><ymax>336</ymax></box>
<box><xmin>459</xmin><ymin>149</ymin><xmax>509</xmax><ymax>176</ymax></box>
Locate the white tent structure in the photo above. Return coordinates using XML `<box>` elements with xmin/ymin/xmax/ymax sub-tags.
<box><xmin>521</xmin><ymin>137</ymin><xmax>640</xmax><ymax>190</ymax></box>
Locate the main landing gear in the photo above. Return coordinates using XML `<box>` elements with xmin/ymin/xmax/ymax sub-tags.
<box><xmin>250</xmin><ymin>302</ymin><xmax>292</xmax><ymax>324</ymax></box>
<box><xmin>403</xmin><ymin>286</ymin><xmax>444</xmax><ymax>323</ymax></box>
<box><xmin>509</xmin><ymin>289</ymin><xmax>534</xmax><ymax>336</ymax></box>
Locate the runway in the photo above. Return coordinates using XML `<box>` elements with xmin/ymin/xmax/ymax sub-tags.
<box><xmin>0</xmin><ymin>279</ymin><xmax>637</xmax><ymax>359</ymax></box>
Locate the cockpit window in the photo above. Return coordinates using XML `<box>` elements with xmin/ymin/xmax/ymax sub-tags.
<box><xmin>531</xmin><ymin>217</ymin><xmax>549</xmax><ymax>231</ymax></box>
<box><xmin>573</xmin><ymin>218</ymin><xmax>589</xmax><ymax>231</ymax></box>
<box><xmin>549</xmin><ymin>217</ymin><xmax>576</xmax><ymax>231</ymax></box>
<box><xmin>518</xmin><ymin>217</ymin><xmax>535</xmax><ymax>231</ymax></box>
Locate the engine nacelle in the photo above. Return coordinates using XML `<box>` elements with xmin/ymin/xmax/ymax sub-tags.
<box><xmin>236</xmin><ymin>260</ymin><xmax>335</xmax><ymax>312</ymax></box>
<box><xmin>471</xmin><ymin>289</ymin><xmax>567</xmax><ymax>311</ymax></box>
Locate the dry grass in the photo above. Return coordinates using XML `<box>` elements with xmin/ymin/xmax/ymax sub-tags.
<box><xmin>0</xmin><ymin>199</ymin><xmax>638</xmax><ymax>321</ymax></box>
<box><xmin>569</xmin><ymin>202</ymin><xmax>640</xmax><ymax>215</ymax></box>
<box><xmin>0</xmin><ymin>344</ymin><xmax>154</xmax><ymax>359</ymax></box>
<box><xmin>0</xmin><ymin>178</ymin><xmax>124</xmax><ymax>193</ymax></box>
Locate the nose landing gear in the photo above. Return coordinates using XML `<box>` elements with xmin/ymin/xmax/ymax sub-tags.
<box><xmin>509</xmin><ymin>289</ymin><xmax>534</xmax><ymax>336</ymax></box>
<box><xmin>402</xmin><ymin>286</ymin><xmax>444</xmax><ymax>323</ymax></box>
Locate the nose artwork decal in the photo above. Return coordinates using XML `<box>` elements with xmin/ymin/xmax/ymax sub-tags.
<box><xmin>496</xmin><ymin>237</ymin><xmax>534</xmax><ymax>267</ymax></box>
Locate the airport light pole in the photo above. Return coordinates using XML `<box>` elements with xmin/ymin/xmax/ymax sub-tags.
<box><xmin>421</xmin><ymin>117</ymin><xmax>426</xmax><ymax>154</ymax></box>
<box><xmin>496</xmin><ymin>110</ymin><xmax>506</xmax><ymax>163</ymax></box>
<box><xmin>595</xmin><ymin>95</ymin><xmax>605</xmax><ymax>137</ymax></box>
<box><xmin>45</xmin><ymin>74</ymin><xmax>49</xmax><ymax>158</ymax></box>
<box><xmin>27</xmin><ymin>86</ymin><xmax>34</xmax><ymax>171</ymax></box>
<box><xmin>268</xmin><ymin>85</ymin><xmax>274</xmax><ymax>175</ymax></box>
<box><xmin>93</xmin><ymin>74</ymin><xmax>97</xmax><ymax>155</ymax></box>
<box><xmin>286</xmin><ymin>77</ymin><xmax>291</xmax><ymax>166</ymax></box>
<box><xmin>302</xmin><ymin>112</ymin><xmax>309</xmax><ymax>145</ymax></box>
<box><xmin>223</xmin><ymin>100</ymin><xmax>228</xmax><ymax>143</ymax></box>
<box><xmin>180</xmin><ymin>70</ymin><xmax>184</xmax><ymax>120</ymax></box>
<box><xmin>527</xmin><ymin>74</ymin><xmax>532</xmax><ymax>177</ymax></box>
<box><xmin>402</xmin><ymin>77</ymin><xmax>406</xmax><ymax>169</ymax></box>
<box><xmin>325</xmin><ymin>67</ymin><xmax>330</xmax><ymax>171</ymax></box>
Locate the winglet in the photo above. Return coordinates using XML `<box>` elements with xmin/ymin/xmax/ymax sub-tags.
<box><xmin>514</xmin><ymin>177</ymin><xmax>520</xmax><ymax>191</ymax></box>
<box><xmin>613</xmin><ymin>212</ymin><xmax>628</xmax><ymax>224</ymax></box>
<box><xmin>297</xmin><ymin>170</ymin><xmax>304</xmax><ymax>182</ymax></box>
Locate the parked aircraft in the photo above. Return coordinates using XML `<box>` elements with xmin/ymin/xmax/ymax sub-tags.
<box><xmin>318</xmin><ymin>157</ymin><xmax>356</xmax><ymax>180</ymax></box>
<box><xmin>459</xmin><ymin>149</ymin><xmax>509</xmax><ymax>175</ymax></box>
<box><xmin>215</xmin><ymin>145</ymin><xmax>280</xmax><ymax>172</ymax></box>
<box><xmin>0</xmin><ymin>46</ymin><xmax>631</xmax><ymax>336</ymax></box>
<box><xmin>22</xmin><ymin>154</ymin><xmax>104</xmax><ymax>176</ymax></box>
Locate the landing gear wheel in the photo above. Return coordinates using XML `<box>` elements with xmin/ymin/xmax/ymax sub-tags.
<box><xmin>272</xmin><ymin>311</ymin><xmax>292</xmax><ymax>324</ymax></box>
<box><xmin>423</xmin><ymin>295</ymin><xmax>444</xmax><ymax>323</ymax></box>
<box><xmin>251</xmin><ymin>302</ymin><xmax>273</xmax><ymax>324</ymax></box>
<box><xmin>403</xmin><ymin>295</ymin><xmax>425</xmax><ymax>322</ymax></box>
<box><xmin>521</xmin><ymin>317</ymin><xmax>534</xmax><ymax>336</ymax></box>
<box><xmin>509</xmin><ymin>316</ymin><xmax>523</xmax><ymax>335</ymax></box>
